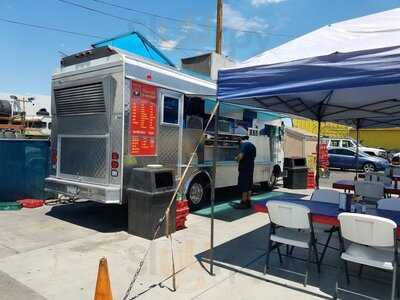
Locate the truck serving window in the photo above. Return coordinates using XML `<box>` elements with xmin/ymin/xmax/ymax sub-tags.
<box><xmin>162</xmin><ymin>96</ymin><xmax>179</xmax><ymax>125</ymax></box>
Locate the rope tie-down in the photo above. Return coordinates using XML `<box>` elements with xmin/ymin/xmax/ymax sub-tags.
<box><xmin>122</xmin><ymin>102</ymin><xmax>220</xmax><ymax>300</ymax></box>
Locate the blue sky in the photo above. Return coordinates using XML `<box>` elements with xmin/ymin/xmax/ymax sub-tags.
<box><xmin>1</xmin><ymin>0</ymin><xmax>400</xmax><ymax>95</ymax></box>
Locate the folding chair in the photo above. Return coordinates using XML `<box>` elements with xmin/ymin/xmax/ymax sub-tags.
<box><xmin>335</xmin><ymin>213</ymin><xmax>398</xmax><ymax>300</ymax></box>
<box><xmin>392</xmin><ymin>166</ymin><xmax>400</xmax><ymax>177</ymax></box>
<box><xmin>364</xmin><ymin>172</ymin><xmax>392</xmax><ymax>185</ymax></box>
<box><xmin>264</xmin><ymin>200</ymin><xmax>320</xmax><ymax>287</ymax></box>
<box><xmin>310</xmin><ymin>189</ymin><xmax>342</xmax><ymax>264</ymax></box>
<box><xmin>354</xmin><ymin>180</ymin><xmax>385</xmax><ymax>204</ymax></box>
<box><xmin>378</xmin><ymin>198</ymin><xmax>400</xmax><ymax>211</ymax></box>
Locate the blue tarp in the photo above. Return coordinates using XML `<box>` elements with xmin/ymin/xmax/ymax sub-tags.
<box><xmin>93</xmin><ymin>31</ymin><xmax>175</xmax><ymax>67</ymax></box>
<box><xmin>218</xmin><ymin>46</ymin><xmax>400</xmax><ymax>127</ymax></box>
<box><xmin>0</xmin><ymin>139</ymin><xmax>50</xmax><ymax>202</ymax></box>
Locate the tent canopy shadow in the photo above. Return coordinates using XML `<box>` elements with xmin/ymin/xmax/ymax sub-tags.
<box><xmin>195</xmin><ymin>224</ymin><xmax>394</xmax><ymax>299</ymax></box>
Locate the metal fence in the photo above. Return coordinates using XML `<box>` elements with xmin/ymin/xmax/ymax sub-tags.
<box><xmin>0</xmin><ymin>139</ymin><xmax>50</xmax><ymax>202</ymax></box>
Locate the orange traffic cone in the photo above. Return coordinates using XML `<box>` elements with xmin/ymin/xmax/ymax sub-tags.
<box><xmin>94</xmin><ymin>257</ymin><xmax>113</xmax><ymax>300</ymax></box>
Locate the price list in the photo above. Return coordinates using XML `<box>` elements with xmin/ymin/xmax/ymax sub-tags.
<box><xmin>130</xmin><ymin>81</ymin><xmax>157</xmax><ymax>156</ymax></box>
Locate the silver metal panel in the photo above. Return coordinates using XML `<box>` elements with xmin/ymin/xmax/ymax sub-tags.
<box><xmin>57</xmin><ymin>114</ymin><xmax>108</xmax><ymax>135</ymax></box>
<box><xmin>182</xmin><ymin>128</ymin><xmax>203</xmax><ymax>164</ymax></box>
<box><xmin>109</xmin><ymin>71</ymin><xmax>124</xmax><ymax>186</ymax></box>
<box><xmin>54</xmin><ymin>82</ymin><xmax>105</xmax><ymax>116</ymax></box>
<box><xmin>158</xmin><ymin>125</ymin><xmax>180</xmax><ymax>167</ymax></box>
<box><xmin>125</xmin><ymin>61</ymin><xmax>215</xmax><ymax>96</ymax></box>
<box><xmin>49</xmin><ymin>66</ymin><xmax>124</xmax><ymax>202</ymax></box>
<box><xmin>157</xmin><ymin>89</ymin><xmax>183</xmax><ymax>177</ymax></box>
<box><xmin>59</xmin><ymin>135</ymin><xmax>108</xmax><ymax>183</ymax></box>
<box><xmin>45</xmin><ymin>177</ymin><xmax>120</xmax><ymax>204</ymax></box>
<box><xmin>200</xmin><ymin>161</ymin><xmax>274</xmax><ymax>188</ymax></box>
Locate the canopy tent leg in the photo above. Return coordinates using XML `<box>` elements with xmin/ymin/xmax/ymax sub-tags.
<box><xmin>355</xmin><ymin>120</ymin><xmax>360</xmax><ymax>180</ymax></box>
<box><xmin>209</xmin><ymin>102</ymin><xmax>219</xmax><ymax>275</ymax></box>
<box><xmin>315</xmin><ymin>119</ymin><xmax>321</xmax><ymax>188</ymax></box>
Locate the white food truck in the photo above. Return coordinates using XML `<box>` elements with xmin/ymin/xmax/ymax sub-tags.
<box><xmin>45</xmin><ymin>36</ymin><xmax>284</xmax><ymax>210</ymax></box>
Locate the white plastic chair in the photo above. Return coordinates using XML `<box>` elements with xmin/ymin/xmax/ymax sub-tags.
<box><xmin>378</xmin><ymin>198</ymin><xmax>400</xmax><ymax>211</ymax></box>
<box><xmin>310</xmin><ymin>189</ymin><xmax>341</xmax><ymax>204</ymax></box>
<box><xmin>392</xmin><ymin>166</ymin><xmax>400</xmax><ymax>177</ymax></box>
<box><xmin>364</xmin><ymin>172</ymin><xmax>392</xmax><ymax>185</ymax></box>
<box><xmin>354</xmin><ymin>180</ymin><xmax>385</xmax><ymax>204</ymax></box>
<box><xmin>265</xmin><ymin>200</ymin><xmax>320</xmax><ymax>286</ymax></box>
<box><xmin>311</xmin><ymin>189</ymin><xmax>342</xmax><ymax>263</ymax></box>
<box><xmin>335</xmin><ymin>213</ymin><xmax>398</xmax><ymax>300</ymax></box>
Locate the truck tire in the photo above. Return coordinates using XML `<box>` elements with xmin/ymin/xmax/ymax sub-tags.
<box><xmin>363</xmin><ymin>162</ymin><xmax>376</xmax><ymax>173</ymax></box>
<box><xmin>261</xmin><ymin>164</ymin><xmax>281</xmax><ymax>191</ymax></box>
<box><xmin>186</xmin><ymin>177</ymin><xmax>210</xmax><ymax>211</ymax></box>
<box><xmin>260</xmin><ymin>174</ymin><xmax>276</xmax><ymax>191</ymax></box>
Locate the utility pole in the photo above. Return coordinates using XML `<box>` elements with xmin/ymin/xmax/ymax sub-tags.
<box><xmin>215</xmin><ymin>0</ymin><xmax>223</xmax><ymax>54</ymax></box>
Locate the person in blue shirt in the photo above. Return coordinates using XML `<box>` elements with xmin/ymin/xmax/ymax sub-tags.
<box><xmin>233</xmin><ymin>136</ymin><xmax>257</xmax><ymax>209</ymax></box>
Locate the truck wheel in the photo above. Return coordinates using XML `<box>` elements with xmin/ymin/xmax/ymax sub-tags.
<box><xmin>363</xmin><ymin>163</ymin><xmax>376</xmax><ymax>173</ymax></box>
<box><xmin>260</xmin><ymin>174</ymin><xmax>276</xmax><ymax>191</ymax></box>
<box><xmin>186</xmin><ymin>177</ymin><xmax>210</xmax><ymax>211</ymax></box>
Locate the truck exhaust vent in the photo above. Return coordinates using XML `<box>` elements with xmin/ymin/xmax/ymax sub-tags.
<box><xmin>54</xmin><ymin>82</ymin><xmax>106</xmax><ymax>116</ymax></box>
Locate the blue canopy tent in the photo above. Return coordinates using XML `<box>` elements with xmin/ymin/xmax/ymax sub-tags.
<box><xmin>218</xmin><ymin>45</ymin><xmax>400</xmax><ymax>184</ymax></box>
<box><xmin>205</xmin><ymin>8</ymin><xmax>400</xmax><ymax>277</ymax></box>
<box><xmin>207</xmin><ymin>45</ymin><xmax>400</xmax><ymax>275</ymax></box>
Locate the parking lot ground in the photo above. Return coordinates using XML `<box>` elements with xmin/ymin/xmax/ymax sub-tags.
<box><xmin>2</xmin><ymin>170</ymin><xmax>384</xmax><ymax>300</ymax></box>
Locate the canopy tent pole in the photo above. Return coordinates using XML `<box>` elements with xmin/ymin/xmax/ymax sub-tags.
<box><xmin>355</xmin><ymin>119</ymin><xmax>361</xmax><ymax>180</ymax></box>
<box><xmin>209</xmin><ymin>102</ymin><xmax>219</xmax><ymax>275</ymax></box>
<box><xmin>315</xmin><ymin>119</ymin><xmax>322</xmax><ymax>188</ymax></box>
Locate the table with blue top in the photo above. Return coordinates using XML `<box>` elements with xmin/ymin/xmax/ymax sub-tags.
<box><xmin>255</xmin><ymin>197</ymin><xmax>400</xmax><ymax>230</ymax></box>
<box><xmin>254</xmin><ymin>198</ymin><xmax>400</xmax><ymax>264</ymax></box>
<box><xmin>332</xmin><ymin>179</ymin><xmax>400</xmax><ymax>195</ymax></box>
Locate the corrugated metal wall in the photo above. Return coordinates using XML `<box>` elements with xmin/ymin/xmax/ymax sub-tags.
<box><xmin>292</xmin><ymin>119</ymin><xmax>350</xmax><ymax>137</ymax></box>
<box><xmin>348</xmin><ymin>128</ymin><xmax>400</xmax><ymax>151</ymax></box>
<box><xmin>293</xmin><ymin>119</ymin><xmax>400</xmax><ymax>151</ymax></box>
<box><xmin>0</xmin><ymin>139</ymin><xmax>50</xmax><ymax>202</ymax></box>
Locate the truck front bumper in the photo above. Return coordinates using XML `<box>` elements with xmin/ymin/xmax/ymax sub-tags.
<box><xmin>45</xmin><ymin>176</ymin><xmax>121</xmax><ymax>204</ymax></box>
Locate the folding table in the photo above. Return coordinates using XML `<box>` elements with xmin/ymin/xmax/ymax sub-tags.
<box><xmin>254</xmin><ymin>198</ymin><xmax>400</xmax><ymax>264</ymax></box>
<box><xmin>332</xmin><ymin>179</ymin><xmax>400</xmax><ymax>196</ymax></box>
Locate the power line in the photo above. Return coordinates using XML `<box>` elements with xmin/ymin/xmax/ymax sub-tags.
<box><xmin>56</xmin><ymin>0</ymin><xmax>213</xmax><ymax>52</ymax></box>
<box><xmin>88</xmin><ymin>0</ymin><xmax>295</xmax><ymax>37</ymax></box>
<box><xmin>0</xmin><ymin>16</ymin><xmax>207</xmax><ymax>53</ymax></box>
<box><xmin>0</xmin><ymin>16</ymin><xmax>105</xmax><ymax>39</ymax></box>
<box><xmin>89</xmin><ymin>0</ymin><xmax>213</xmax><ymax>29</ymax></box>
<box><xmin>57</xmin><ymin>0</ymin><xmax>168</xmax><ymax>42</ymax></box>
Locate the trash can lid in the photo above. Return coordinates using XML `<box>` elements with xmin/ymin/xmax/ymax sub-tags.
<box><xmin>147</xmin><ymin>164</ymin><xmax>163</xmax><ymax>168</ymax></box>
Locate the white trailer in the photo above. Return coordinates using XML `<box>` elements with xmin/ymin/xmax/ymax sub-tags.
<box><xmin>45</xmin><ymin>46</ymin><xmax>284</xmax><ymax>210</ymax></box>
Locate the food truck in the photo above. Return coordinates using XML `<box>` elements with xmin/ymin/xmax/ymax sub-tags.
<box><xmin>45</xmin><ymin>33</ymin><xmax>284</xmax><ymax>210</ymax></box>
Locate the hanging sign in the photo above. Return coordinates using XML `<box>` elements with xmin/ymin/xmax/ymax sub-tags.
<box><xmin>130</xmin><ymin>81</ymin><xmax>157</xmax><ymax>156</ymax></box>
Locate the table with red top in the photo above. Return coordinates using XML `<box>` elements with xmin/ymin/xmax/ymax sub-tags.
<box><xmin>358</xmin><ymin>173</ymin><xmax>400</xmax><ymax>182</ymax></box>
<box><xmin>254</xmin><ymin>198</ymin><xmax>400</xmax><ymax>264</ymax></box>
<box><xmin>332</xmin><ymin>179</ymin><xmax>400</xmax><ymax>195</ymax></box>
<box><xmin>254</xmin><ymin>197</ymin><xmax>400</xmax><ymax>235</ymax></box>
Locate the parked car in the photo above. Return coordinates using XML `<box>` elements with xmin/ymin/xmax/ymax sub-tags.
<box><xmin>328</xmin><ymin>147</ymin><xmax>389</xmax><ymax>172</ymax></box>
<box><xmin>323</xmin><ymin>137</ymin><xmax>386</xmax><ymax>158</ymax></box>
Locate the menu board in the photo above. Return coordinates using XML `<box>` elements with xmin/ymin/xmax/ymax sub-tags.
<box><xmin>130</xmin><ymin>81</ymin><xmax>157</xmax><ymax>156</ymax></box>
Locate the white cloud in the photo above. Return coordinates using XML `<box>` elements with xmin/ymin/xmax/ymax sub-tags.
<box><xmin>158</xmin><ymin>26</ymin><xmax>167</xmax><ymax>34</ymax></box>
<box><xmin>159</xmin><ymin>38</ymin><xmax>181</xmax><ymax>51</ymax></box>
<box><xmin>251</xmin><ymin>0</ymin><xmax>286</xmax><ymax>7</ymax></box>
<box><xmin>224</xmin><ymin>4</ymin><xmax>269</xmax><ymax>36</ymax></box>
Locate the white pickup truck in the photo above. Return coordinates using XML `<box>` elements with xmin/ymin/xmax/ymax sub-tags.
<box><xmin>323</xmin><ymin>137</ymin><xmax>386</xmax><ymax>158</ymax></box>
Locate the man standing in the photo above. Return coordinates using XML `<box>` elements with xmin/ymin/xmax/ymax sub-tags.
<box><xmin>233</xmin><ymin>136</ymin><xmax>256</xmax><ymax>209</ymax></box>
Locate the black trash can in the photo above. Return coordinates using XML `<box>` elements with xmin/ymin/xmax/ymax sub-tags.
<box><xmin>283</xmin><ymin>157</ymin><xmax>308</xmax><ymax>189</ymax></box>
<box><xmin>127</xmin><ymin>167</ymin><xmax>176</xmax><ymax>239</ymax></box>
